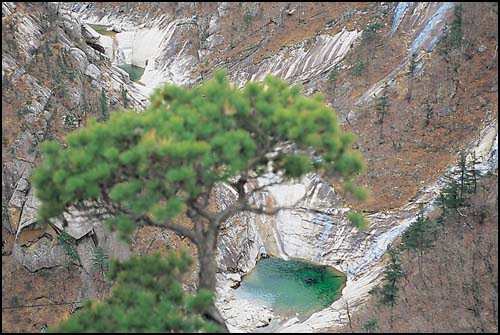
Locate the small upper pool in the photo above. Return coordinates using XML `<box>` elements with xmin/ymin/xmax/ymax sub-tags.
<box><xmin>117</xmin><ymin>64</ymin><xmax>145</xmax><ymax>83</ymax></box>
<box><xmin>235</xmin><ymin>257</ymin><xmax>346</xmax><ymax>319</ymax></box>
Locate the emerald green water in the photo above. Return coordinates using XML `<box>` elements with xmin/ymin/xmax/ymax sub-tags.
<box><xmin>235</xmin><ymin>257</ymin><xmax>346</xmax><ymax>319</ymax></box>
<box><xmin>117</xmin><ymin>64</ymin><xmax>145</xmax><ymax>82</ymax></box>
<box><xmin>89</xmin><ymin>24</ymin><xmax>111</xmax><ymax>35</ymax></box>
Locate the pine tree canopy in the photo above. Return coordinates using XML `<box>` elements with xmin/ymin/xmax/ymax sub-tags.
<box><xmin>49</xmin><ymin>252</ymin><xmax>221</xmax><ymax>333</ymax></box>
<box><xmin>32</xmin><ymin>70</ymin><xmax>365</xmax><ymax>238</ymax></box>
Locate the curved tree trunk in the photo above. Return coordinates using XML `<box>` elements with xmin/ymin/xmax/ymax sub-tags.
<box><xmin>197</xmin><ymin>228</ymin><xmax>229</xmax><ymax>333</ymax></box>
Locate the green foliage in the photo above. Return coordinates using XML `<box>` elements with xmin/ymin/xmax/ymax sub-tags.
<box><xmin>99</xmin><ymin>89</ymin><xmax>109</xmax><ymax>121</ymax></box>
<box><xmin>5</xmin><ymin>38</ymin><xmax>18</xmax><ymax>53</ymax></box>
<box><xmin>422</xmin><ymin>97</ymin><xmax>434</xmax><ymax>127</ymax></box>
<box><xmin>3</xmin><ymin>73</ymin><xmax>11</xmax><ymax>88</ymax></box>
<box><xmin>362</xmin><ymin>22</ymin><xmax>384</xmax><ymax>44</ymax></box>
<box><xmin>374</xmin><ymin>82</ymin><xmax>390</xmax><ymax>138</ymax></box>
<box><xmin>407</xmin><ymin>52</ymin><xmax>417</xmax><ymax>78</ymax></box>
<box><xmin>243</xmin><ymin>12</ymin><xmax>253</xmax><ymax>27</ymax></box>
<box><xmin>437</xmin><ymin>176</ymin><xmax>465</xmax><ymax>211</ymax></box>
<box><xmin>457</xmin><ymin>152</ymin><xmax>478</xmax><ymax>195</ymax></box>
<box><xmin>406</xmin><ymin>52</ymin><xmax>417</xmax><ymax>102</ymax></box>
<box><xmin>449</xmin><ymin>4</ymin><xmax>463</xmax><ymax>50</ymax></box>
<box><xmin>347</xmin><ymin>211</ymin><xmax>368</xmax><ymax>231</ymax></box>
<box><xmin>16</xmin><ymin>107</ymin><xmax>32</xmax><ymax>118</ymax></box>
<box><xmin>57</xmin><ymin>230</ymin><xmax>81</xmax><ymax>265</ymax></box>
<box><xmin>92</xmin><ymin>246</ymin><xmax>109</xmax><ymax>277</ymax></box>
<box><xmin>283</xmin><ymin>154</ymin><xmax>313</xmax><ymax>179</ymax></box>
<box><xmin>10</xmin><ymin>296</ymin><xmax>20</xmax><ymax>307</ymax></box>
<box><xmin>363</xmin><ymin>318</ymin><xmax>379</xmax><ymax>332</ymax></box>
<box><xmin>24</xmin><ymin>280</ymin><xmax>33</xmax><ymax>290</ymax></box>
<box><xmin>328</xmin><ymin>65</ymin><xmax>339</xmax><ymax>84</ymax></box>
<box><xmin>50</xmin><ymin>252</ymin><xmax>221</xmax><ymax>333</ymax></box>
<box><xmin>344</xmin><ymin>180</ymin><xmax>368</xmax><ymax>201</ymax></box>
<box><xmin>436</xmin><ymin>153</ymin><xmax>478</xmax><ymax>215</ymax></box>
<box><xmin>438</xmin><ymin>4</ymin><xmax>464</xmax><ymax>57</ymax></box>
<box><xmin>370</xmin><ymin>248</ymin><xmax>404</xmax><ymax>307</ymax></box>
<box><xmin>375</xmin><ymin>83</ymin><xmax>390</xmax><ymax>125</ymax></box>
<box><xmin>120</xmin><ymin>84</ymin><xmax>129</xmax><ymax>108</ymax></box>
<box><xmin>352</xmin><ymin>61</ymin><xmax>366</xmax><ymax>77</ymax></box>
<box><xmin>32</xmin><ymin>70</ymin><xmax>365</xmax><ymax>239</ymax></box>
<box><xmin>2</xmin><ymin>129</ymin><xmax>8</xmax><ymax>146</ymax></box>
<box><xmin>401</xmin><ymin>206</ymin><xmax>434</xmax><ymax>253</ymax></box>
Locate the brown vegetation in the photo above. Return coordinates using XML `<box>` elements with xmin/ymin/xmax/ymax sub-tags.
<box><xmin>338</xmin><ymin>174</ymin><xmax>498</xmax><ymax>333</ymax></box>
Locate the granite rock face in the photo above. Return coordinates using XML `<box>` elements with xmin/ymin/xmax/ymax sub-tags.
<box><xmin>3</xmin><ymin>2</ymin><xmax>498</xmax><ymax>333</ymax></box>
<box><xmin>215</xmin><ymin>121</ymin><xmax>498</xmax><ymax>332</ymax></box>
<box><xmin>3</xmin><ymin>2</ymin><xmax>141</xmax><ymax>305</ymax></box>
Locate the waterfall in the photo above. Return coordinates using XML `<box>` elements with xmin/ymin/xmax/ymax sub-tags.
<box><xmin>272</xmin><ymin>220</ymin><xmax>289</xmax><ymax>261</ymax></box>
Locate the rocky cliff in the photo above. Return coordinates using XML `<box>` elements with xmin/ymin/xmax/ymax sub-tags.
<box><xmin>2</xmin><ymin>2</ymin><xmax>498</xmax><ymax>333</ymax></box>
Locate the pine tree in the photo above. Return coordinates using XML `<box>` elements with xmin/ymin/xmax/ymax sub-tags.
<box><xmin>458</xmin><ymin>152</ymin><xmax>478</xmax><ymax>196</ymax></box>
<box><xmin>422</xmin><ymin>97</ymin><xmax>434</xmax><ymax>127</ymax></box>
<box><xmin>57</xmin><ymin>230</ymin><xmax>81</xmax><ymax>266</ymax></box>
<box><xmin>449</xmin><ymin>4</ymin><xmax>464</xmax><ymax>50</ymax></box>
<box><xmin>370</xmin><ymin>248</ymin><xmax>404</xmax><ymax>329</ymax></box>
<box><xmin>99</xmin><ymin>89</ymin><xmax>109</xmax><ymax>121</ymax></box>
<box><xmin>401</xmin><ymin>205</ymin><xmax>435</xmax><ymax>272</ymax></box>
<box><xmin>32</xmin><ymin>70</ymin><xmax>366</xmax><ymax>331</ymax></box>
<box><xmin>437</xmin><ymin>152</ymin><xmax>479</xmax><ymax>216</ymax></box>
<box><xmin>50</xmin><ymin>252</ymin><xmax>221</xmax><ymax>333</ymax></box>
<box><xmin>406</xmin><ymin>52</ymin><xmax>417</xmax><ymax>102</ymax></box>
<box><xmin>374</xmin><ymin>82</ymin><xmax>390</xmax><ymax>139</ymax></box>
<box><xmin>120</xmin><ymin>84</ymin><xmax>129</xmax><ymax>108</ymax></box>
<box><xmin>328</xmin><ymin>64</ymin><xmax>339</xmax><ymax>95</ymax></box>
<box><xmin>438</xmin><ymin>174</ymin><xmax>466</xmax><ymax>212</ymax></box>
<box><xmin>91</xmin><ymin>246</ymin><xmax>109</xmax><ymax>278</ymax></box>
<box><xmin>362</xmin><ymin>318</ymin><xmax>379</xmax><ymax>333</ymax></box>
<box><xmin>402</xmin><ymin>206</ymin><xmax>433</xmax><ymax>254</ymax></box>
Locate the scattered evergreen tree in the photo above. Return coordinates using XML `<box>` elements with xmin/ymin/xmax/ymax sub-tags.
<box><xmin>120</xmin><ymin>84</ymin><xmax>129</xmax><ymax>108</ymax></box>
<box><xmin>362</xmin><ymin>22</ymin><xmax>384</xmax><ymax>45</ymax></box>
<box><xmin>438</xmin><ymin>4</ymin><xmax>464</xmax><ymax>58</ymax></box>
<box><xmin>32</xmin><ymin>70</ymin><xmax>366</xmax><ymax>331</ymax></box>
<box><xmin>361</xmin><ymin>21</ymin><xmax>384</xmax><ymax>84</ymax></box>
<box><xmin>406</xmin><ymin>52</ymin><xmax>417</xmax><ymax>102</ymax></box>
<box><xmin>328</xmin><ymin>64</ymin><xmax>340</xmax><ymax>95</ymax></box>
<box><xmin>363</xmin><ymin>318</ymin><xmax>379</xmax><ymax>333</ymax></box>
<box><xmin>79</xmin><ymin>91</ymin><xmax>91</xmax><ymax>123</ymax></box>
<box><xmin>438</xmin><ymin>174</ymin><xmax>466</xmax><ymax>213</ymax></box>
<box><xmin>370</xmin><ymin>248</ymin><xmax>404</xmax><ymax>329</ymax></box>
<box><xmin>92</xmin><ymin>246</ymin><xmax>109</xmax><ymax>278</ymax></box>
<box><xmin>374</xmin><ymin>82</ymin><xmax>390</xmax><ymax>139</ymax></box>
<box><xmin>422</xmin><ymin>97</ymin><xmax>434</xmax><ymax>127</ymax></box>
<box><xmin>352</xmin><ymin>60</ymin><xmax>366</xmax><ymax>77</ymax></box>
<box><xmin>402</xmin><ymin>205</ymin><xmax>434</xmax><ymax>255</ymax></box>
<box><xmin>449</xmin><ymin>4</ymin><xmax>464</xmax><ymax>50</ymax></box>
<box><xmin>243</xmin><ymin>11</ymin><xmax>253</xmax><ymax>28</ymax></box>
<box><xmin>99</xmin><ymin>89</ymin><xmax>109</xmax><ymax>121</ymax></box>
<box><xmin>50</xmin><ymin>252</ymin><xmax>221</xmax><ymax>333</ymax></box>
<box><xmin>436</xmin><ymin>152</ymin><xmax>479</xmax><ymax>217</ymax></box>
<box><xmin>437</xmin><ymin>4</ymin><xmax>464</xmax><ymax>96</ymax></box>
<box><xmin>401</xmin><ymin>204</ymin><xmax>436</xmax><ymax>273</ymax></box>
<box><xmin>457</xmin><ymin>152</ymin><xmax>478</xmax><ymax>196</ymax></box>
<box><xmin>57</xmin><ymin>230</ymin><xmax>81</xmax><ymax>266</ymax></box>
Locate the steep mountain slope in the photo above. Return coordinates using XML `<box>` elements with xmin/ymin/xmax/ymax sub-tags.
<box><xmin>2</xmin><ymin>2</ymin><xmax>147</xmax><ymax>331</ymax></box>
<box><xmin>2</xmin><ymin>2</ymin><xmax>498</xmax><ymax>333</ymax></box>
<box><xmin>338</xmin><ymin>174</ymin><xmax>498</xmax><ymax>333</ymax></box>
